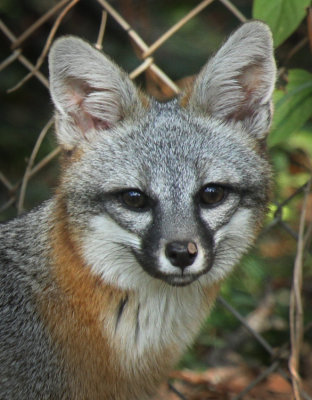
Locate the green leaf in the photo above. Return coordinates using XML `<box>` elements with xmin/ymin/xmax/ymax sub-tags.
<box><xmin>269</xmin><ymin>69</ymin><xmax>312</xmax><ymax>146</ymax></box>
<box><xmin>252</xmin><ymin>0</ymin><xmax>310</xmax><ymax>46</ymax></box>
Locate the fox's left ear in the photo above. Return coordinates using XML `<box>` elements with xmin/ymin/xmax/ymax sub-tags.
<box><xmin>187</xmin><ymin>21</ymin><xmax>276</xmax><ymax>139</ymax></box>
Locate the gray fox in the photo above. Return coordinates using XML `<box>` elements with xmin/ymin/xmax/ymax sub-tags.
<box><xmin>0</xmin><ymin>21</ymin><xmax>276</xmax><ymax>399</ymax></box>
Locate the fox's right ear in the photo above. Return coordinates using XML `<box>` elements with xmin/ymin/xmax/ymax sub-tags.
<box><xmin>49</xmin><ymin>37</ymin><xmax>146</xmax><ymax>150</ymax></box>
<box><xmin>187</xmin><ymin>21</ymin><xmax>276</xmax><ymax>140</ymax></box>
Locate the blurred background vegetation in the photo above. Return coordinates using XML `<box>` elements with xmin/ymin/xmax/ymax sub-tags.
<box><xmin>0</xmin><ymin>0</ymin><xmax>312</xmax><ymax>393</ymax></box>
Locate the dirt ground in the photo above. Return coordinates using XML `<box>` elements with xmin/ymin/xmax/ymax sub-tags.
<box><xmin>154</xmin><ymin>354</ymin><xmax>312</xmax><ymax>400</ymax></box>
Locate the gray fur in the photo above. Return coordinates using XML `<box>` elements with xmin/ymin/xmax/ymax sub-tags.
<box><xmin>0</xmin><ymin>22</ymin><xmax>276</xmax><ymax>399</ymax></box>
<box><xmin>0</xmin><ymin>202</ymin><xmax>68</xmax><ymax>399</ymax></box>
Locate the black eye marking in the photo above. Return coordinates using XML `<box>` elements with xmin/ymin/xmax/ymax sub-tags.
<box><xmin>199</xmin><ymin>184</ymin><xmax>228</xmax><ymax>207</ymax></box>
<box><xmin>120</xmin><ymin>189</ymin><xmax>149</xmax><ymax>211</ymax></box>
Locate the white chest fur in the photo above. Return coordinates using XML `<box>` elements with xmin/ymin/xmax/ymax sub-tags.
<box><xmin>108</xmin><ymin>282</ymin><xmax>213</xmax><ymax>367</ymax></box>
<box><xmin>83</xmin><ymin>215</ymin><xmax>217</xmax><ymax>366</ymax></box>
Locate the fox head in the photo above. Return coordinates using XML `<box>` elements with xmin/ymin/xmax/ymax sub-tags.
<box><xmin>49</xmin><ymin>22</ymin><xmax>276</xmax><ymax>290</ymax></box>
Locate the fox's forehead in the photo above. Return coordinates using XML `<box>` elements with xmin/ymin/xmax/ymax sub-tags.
<box><xmin>95</xmin><ymin>102</ymin><xmax>229</xmax><ymax>164</ymax></box>
<box><xmin>83</xmin><ymin>105</ymin><xmax>263</xmax><ymax>194</ymax></box>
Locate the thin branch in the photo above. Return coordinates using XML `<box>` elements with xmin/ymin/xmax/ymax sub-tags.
<box><xmin>303</xmin><ymin>179</ymin><xmax>312</xmax><ymax>250</ymax></box>
<box><xmin>303</xmin><ymin>220</ymin><xmax>312</xmax><ymax>250</ymax></box>
<box><xmin>11</xmin><ymin>0</ymin><xmax>71</xmax><ymax>49</ymax></box>
<box><xmin>29</xmin><ymin>146</ymin><xmax>61</xmax><ymax>178</ymax></box>
<box><xmin>95</xmin><ymin>0</ymin><xmax>150</xmax><ymax>53</ymax></box>
<box><xmin>0</xmin><ymin>145</ymin><xmax>61</xmax><ymax>215</ymax></box>
<box><xmin>129</xmin><ymin>57</ymin><xmax>154</xmax><ymax>79</ymax></box>
<box><xmin>17</xmin><ymin>118</ymin><xmax>54</xmax><ymax>215</ymax></box>
<box><xmin>150</xmin><ymin>64</ymin><xmax>180</xmax><ymax>95</ymax></box>
<box><xmin>232</xmin><ymin>361</ymin><xmax>280</xmax><ymax>400</ymax></box>
<box><xmin>289</xmin><ymin>179</ymin><xmax>311</xmax><ymax>400</ymax></box>
<box><xmin>285</xmin><ymin>37</ymin><xmax>308</xmax><ymax>64</ymax></box>
<box><xmin>96</xmin><ymin>0</ymin><xmax>131</xmax><ymax>31</ymax></box>
<box><xmin>0</xmin><ymin>49</ymin><xmax>21</xmax><ymax>73</ymax></box>
<box><xmin>142</xmin><ymin>0</ymin><xmax>215</xmax><ymax>58</ymax></box>
<box><xmin>0</xmin><ymin>19</ymin><xmax>49</xmax><ymax>88</ymax></box>
<box><xmin>275</xmin><ymin>182</ymin><xmax>310</xmax><ymax>213</ymax></box>
<box><xmin>218</xmin><ymin>0</ymin><xmax>247</xmax><ymax>22</ymax></box>
<box><xmin>95</xmin><ymin>11</ymin><xmax>107</xmax><ymax>50</ymax></box>
<box><xmin>0</xmin><ymin>171</ymin><xmax>13</xmax><ymax>191</ymax></box>
<box><xmin>168</xmin><ymin>382</ymin><xmax>187</xmax><ymax>400</ymax></box>
<box><xmin>0</xmin><ymin>197</ymin><xmax>16</xmax><ymax>214</ymax></box>
<box><xmin>0</xmin><ymin>18</ymin><xmax>16</xmax><ymax>41</ymax></box>
<box><xmin>218</xmin><ymin>296</ymin><xmax>274</xmax><ymax>355</ymax></box>
<box><xmin>7</xmin><ymin>0</ymin><xmax>80</xmax><ymax>93</ymax></box>
<box><xmin>6</xmin><ymin>146</ymin><xmax>61</xmax><ymax>198</ymax></box>
<box><xmin>96</xmin><ymin>0</ymin><xmax>179</xmax><ymax>94</ymax></box>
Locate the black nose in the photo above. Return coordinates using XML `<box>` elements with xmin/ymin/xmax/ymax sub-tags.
<box><xmin>165</xmin><ymin>241</ymin><xmax>198</xmax><ymax>270</ymax></box>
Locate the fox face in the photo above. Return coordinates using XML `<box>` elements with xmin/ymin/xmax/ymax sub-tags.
<box><xmin>49</xmin><ymin>21</ymin><xmax>276</xmax><ymax>291</ymax></box>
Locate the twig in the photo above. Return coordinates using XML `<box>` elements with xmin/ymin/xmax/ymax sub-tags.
<box><xmin>275</xmin><ymin>182</ymin><xmax>310</xmax><ymax>214</ymax></box>
<box><xmin>218</xmin><ymin>0</ymin><xmax>247</xmax><ymax>22</ymax></box>
<box><xmin>285</xmin><ymin>37</ymin><xmax>308</xmax><ymax>64</ymax></box>
<box><xmin>231</xmin><ymin>361</ymin><xmax>280</xmax><ymax>400</ymax></box>
<box><xmin>7</xmin><ymin>0</ymin><xmax>80</xmax><ymax>93</ymax></box>
<box><xmin>263</xmin><ymin>181</ymin><xmax>312</xmax><ymax>253</ymax></box>
<box><xmin>0</xmin><ymin>19</ymin><xmax>49</xmax><ymax>88</ymax></box>
<box><xmin>12</xmin><ymin>54</ymin><xmax>49</xmax><ymax>89</ymax></box>
<box><xmin>289</xmin><ymin>179</ymin><xmax>311</xmax><ymax>400</ymax></box>
<box><xmin>0</xmin><ymin>18</ymin><xmax>18</xmax><ymax>42</ymax></box>
<box><xmin>0</xmin><ymin>197</ymin><xmax>16</xmax><ymax>214</ymax></box>
<box><xmin>219</xmin><ymin>295</ymin><xmax>312</xmax><ymax>400</ymax></box>
<box><xmin>6</xmin><ymin>146</ymin><xmax>61</xmax><ymax>197</ymax></box>
<box><xmin>168</xmin><ymin>382</ymin><xmax>187</xmax><ymax>400</ymax></box>
<box><xmin>149</xmin><ymin>66</ymin><xmax>179</xmax><ymax>95</ymax></box>
<box><xmin>95</xmin><ymin>11</ymin><xmax>107</xmax><ymax>50</ymax></box>
<box><xmin>11</xmin><ymin>0</ymin><xmax>71</xmax><ymax>49</ymax></box>
<box><xmin>303</xmin><ymin>179</ymin><xmax>312</xmax><ymax>250</ymax></box>
<box><xmin>0</xmin><ymin>49</ymin><xmax>22</xmax><ymax>73</ymax></box>
<box><xmin>279</xmin><ymin>220</ymin><xmax>299</xmax><ymax>241</ymax></box>
<box><xmin>303</xmin><ymin>220</ymin><xmax>312</xmax><ymax>250</ymax></box>
<box><xmin>0</xmin><ymin>171</ymin><xmax>13</xmax><ymax>191</ymax></box>
<box><xmin>17</xmin><ymin>118</ymin><xmax>54</xmax><ymax>215</ymax></box>
<box><xmin>142</xmin><ymin>0</ymin><xmax>215</xmax><ymax>58</ymax></box>
<box><xmin>218</xmin><ymin>296</ymin><xmax>275</xmax><ymax>355</ymax></box>
<box><xmin>129</xmin><ymin>57</ymin><xmax>154</xmax><ymax>79</ymax></box>
<box><xmin>29</xmin><ymin>146</ymin><xmax>61</xmax><ymax>178</ymax></box>
<box><xmin>0</xmin><ymin>145</ymin><xmax>61</xmax><ymax>215</ymax></box>
<box><xmin>279</xmin><ymin>370</ymin><xmax>312</xmax><ymax>400</ymax></box>
<box><xmin>96</xmin><ymin>0</ymin><xmax>149</xmax><ymax>49</ymax></box>
<box><xmin>96</xmin><ymin>0</ymin><xmax>179</xmax><ymax>94</ymax></box>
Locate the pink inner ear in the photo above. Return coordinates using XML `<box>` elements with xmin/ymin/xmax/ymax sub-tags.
<box><xmin>66</xmin><ymin>78</ymin><xmax>115</xmax><ymax>134</ymax></box>
<box><xmin>239</xmin><ymin>63</ymin><xmax>266</xmax><ymax>101</ymax></box>
<box><xmin>70</xmin><ymin>110</ymin><xmax>111</xmax><ymax>135</ymax></box>
<box><xmin>227</xmin><ymin>63</ymin><xmax>266</xmax><ymax>122</ymax></box>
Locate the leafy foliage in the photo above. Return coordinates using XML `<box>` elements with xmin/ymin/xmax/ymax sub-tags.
<box><xmin>253</xmin><ymin>0</ymin><xmax>310</xmax><ymax>46</ymax></box>
<box><xmin>253</xmin><ymin>0</ymin><xmax>312</xmax><ymax>150</ymax></box>
<box><xmin>269</xmin><ymin>69</ymin><xmax>312</xmax><ymax>146</ymax></box>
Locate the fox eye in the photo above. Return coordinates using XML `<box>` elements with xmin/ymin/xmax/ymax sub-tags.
<box><xmin>199</xmin><ymin>185</ymin><xmax>226</xmax><ymax>207</ymax></box>
<box><xmin>120</xmin><ymin>189</ymin><xmax>148</xmax><ymax>210</ymax></box>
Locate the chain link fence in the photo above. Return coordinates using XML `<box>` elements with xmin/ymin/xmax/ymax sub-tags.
<box><xmin>1</xmin><ymin>1</ymin><xmax>312</xmax><ymax>399</ymax></box>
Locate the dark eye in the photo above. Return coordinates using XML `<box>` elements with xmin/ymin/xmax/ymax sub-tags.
<box><xmin>199</xmin><ymin>185</ymin><xmax>226</xmax><ymax>206</ymax></box>
<box><xmin>121</xmin><ymin>189</ymin><xmax>149</xmax><ymax>210</ymax></box>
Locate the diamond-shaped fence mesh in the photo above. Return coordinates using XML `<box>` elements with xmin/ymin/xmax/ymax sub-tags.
<box><xmin>1</xmin><ymin>1</ymin><xmax>311</xmax><ymax>399</ymax></box>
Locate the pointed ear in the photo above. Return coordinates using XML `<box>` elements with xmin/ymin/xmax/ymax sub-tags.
<box><xmin>188</xmin><ymin>21</ymin><xmax>276</xmax><ymax>139</ymax></box>
<box><xmin>49</xmin><ymin>36</ymin><xmax>147</xmax><ymax>149</ymax></box>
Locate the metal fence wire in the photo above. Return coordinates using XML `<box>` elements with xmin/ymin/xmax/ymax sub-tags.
<box><xmin>1</xmin><ymin>1</ymin><xmax>312</xmax><ymax>399</ymax></box>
